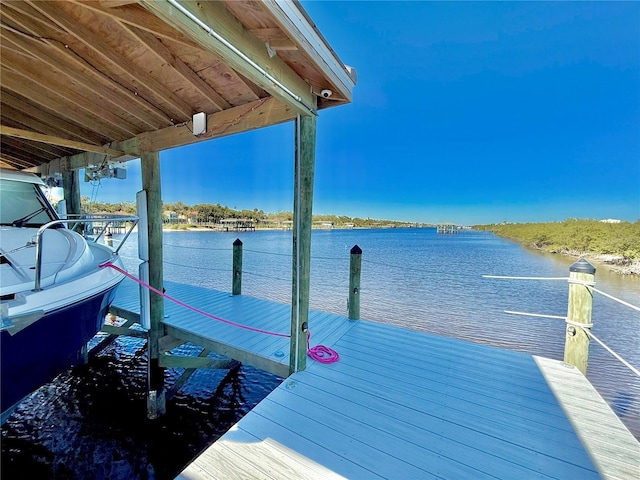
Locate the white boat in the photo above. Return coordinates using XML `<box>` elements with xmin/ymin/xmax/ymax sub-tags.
<box><xmin>0</xmin><ymin>168</ymin><xmax>137</xmax><ymax>422</ymax></box>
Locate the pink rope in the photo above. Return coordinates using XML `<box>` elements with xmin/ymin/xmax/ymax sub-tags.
<box><xmin>102</xmin><ymin>261</ymin><xmax>340</xmax><ymax>363</ymax></box>
<box><xmin>100</xmin><ymin>261</ymin><xmax>290</xmax><ymax>338</ymax></box>
<box><xmin>307</xmin><ymin>331</ymin><xmax>339</xmax><ymax>364</ymax></box>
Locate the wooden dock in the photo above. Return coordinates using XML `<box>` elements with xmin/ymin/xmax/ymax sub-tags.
<box><xmin>109</xmin><ymin>279</ymin><xmax>356</xmax><ymax>378</ymax></box>
<box><xmin>109</xmin><ymin>279</ymin><xmax>639</xmax><ymax>480</ymax></box>
<box><xmin>436</xmin><ymin>224</ymin><xmax>460</xmax><ymax>234</ymax></box>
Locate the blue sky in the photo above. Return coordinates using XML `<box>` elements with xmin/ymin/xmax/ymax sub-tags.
<box><xmin>81</xmin><ymin>1</ymin><xmax>640</xmax><ymax>225</ymax></box>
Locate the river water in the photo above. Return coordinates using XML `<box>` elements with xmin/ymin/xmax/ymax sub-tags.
<box><xmin>2</xmin><ymin>228</ymin><xmax>639</xmax><ymax>479</ymax></box>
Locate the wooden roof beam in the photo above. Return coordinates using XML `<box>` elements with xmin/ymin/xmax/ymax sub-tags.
<box><xmin>0</xmin><ymin>0</ymin><xmax>66</xmax><ymax>37</ymax></box>
<box><xmin>0</xmin><ymin>47</ymin><xmax>142</xmax><ymax>138</ymax></box>
<box><xmin>73</xmin><ymin>0</ymin><xmax>200</xmax><ymax>48</ymax></box>
<box><xmin>73</xmin><ymin>1</ymin><xmax>263</xmax><ymax>103</ymax></box>
<box><xmin>1</xmin><ymin>3</ymin><xmax>176</xmax><ymax>129</ymax></box>
<box><xmin>0</xmin><ymin>144</ymin><xmax>42</xmax><ymax>165</ymax></box>
<box><xmin>1</xmin><ymin>70</ymin><xmax>134</xmax><ymax>140</ymax></box>
<box><xmin>139</xmin><ymin>0</ymin><xmax>316</xmax><ymax>116</ymax></box>
<box><xmin>252</xmin><ymin>28</ymin><xmax>298</xmax><ymax>52</ymax></box>
<box><xmin>122</xmin><ymin>24</ymin><xmax>232</xmax><ymax>111</ymax></box>
<box><xmin>99</xmin><ymin>1</ymin><xmax>140</xmax><ymax>7</ymax></box>
<box><xmin>28</xmin><ymin>0</ymin><xmax>195</xmax><ymax>122</ymax></box>
<box><xmin>0</xmin><ymin>91</ymin><xmax>109</xmax><ymax>145</ymax></box>
<box><xmin>137</xmin><ymin>96</ymin><xmax>296</xmax><ymax>152</ymax></box>
<box><xmin>0</xmin><ymin>155</ymin><xmax>37</xmax><ymax>170</ymax></box>
<box><xmin>0</xmin><ymin>134</ymin><xmax>75</xmax><ymax>159</ymax></box>
<box><xmin>36</xmin><ymin>96</ymin><xmax>294</xmax><ymax>173</ymax></box>
<box><xmin>0</xmin><ymin>126</ymin><xmax>125</xmax><ymax>157</ymax></box>
<box><xmin>0</xmin><ymin>32</ymin><xmax>38</xmax><ymax>58</ymax></box>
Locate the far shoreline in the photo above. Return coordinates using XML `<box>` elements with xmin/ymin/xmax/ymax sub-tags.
<box><xmin>522</xmin><ymin>245</ymin><xmax>640</xmax><ymax>277</ymax></box>
<box><xmin>562</xmin><ymin>254</ymin><xmax>639</xmax><ymax>277</ymax></box>
<box><xmin>157</xmin><ymin>225</ymin><xmax>639</xmax><ymax>276</ymax></box>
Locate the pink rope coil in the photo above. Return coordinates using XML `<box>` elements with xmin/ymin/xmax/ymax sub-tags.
<box><xmin>307</xmin><ymin>332</ymin><xmax>339</xmax><ymax>364</ymax></box>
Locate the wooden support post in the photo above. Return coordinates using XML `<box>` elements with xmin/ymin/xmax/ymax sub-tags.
<box><xmin>78</xmin><ymin>344</ymin><xmax>89</xmax><ymax>365</ymax></box>
<box><xmin>232</xmin><ymin>238</ymin><xmax>243</xmax><ymax>295</ymax></box>
<box><xmin>61</xmin><ymin>170</ymin><xmax>82</xmax><ymax>216</ymax></box>
<box><xmin>290</xmin><ymin>113</ymin><xmax>316</xmax><ymax>374</ymax></box>
<box><xmin>141</xmin><ymin>150</ymin><xmax>166</xmax><ymax>418</ymax></box>
<box><xmin>348</xmin><ymin>245</ymin><xmax>362</xmax><ymax>320</ymax></box>
<box><xmin>62</xmin><ymin>169</ymin><xmax>83</xmax><ymax>233</ymax></box>
<box><xmin>564</xmin><ymin>259</ymin><xmax>596</xmax><ymax>375</ymax></box>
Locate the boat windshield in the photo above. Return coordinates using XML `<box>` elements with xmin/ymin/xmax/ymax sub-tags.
<box><xmin>0</xmin><ymin>179</ymin><xmax>57</xmax><ymax>227</ymax></box>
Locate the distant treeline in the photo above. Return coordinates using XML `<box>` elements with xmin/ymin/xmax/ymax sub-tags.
<box><xmin>474</xmin><ymin>219</ymin><xmax>640</xmax><ymax>265</ymax></box>
<box><xmin>80</xmin><ymin>198</ymin><xmax>412</xmax><ymax>229</ymax></box>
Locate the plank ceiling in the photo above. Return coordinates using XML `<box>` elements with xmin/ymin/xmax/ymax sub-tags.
<box><xmin>0</xmin><ymin>0</ymin><xmax>356</xmax><ymax>173</ymax></box>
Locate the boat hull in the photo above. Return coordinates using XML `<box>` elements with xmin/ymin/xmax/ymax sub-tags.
<box><xmin>0</xmin><ymin>283</ymin><xmax>119</xmax><ymax>417</ymax></box>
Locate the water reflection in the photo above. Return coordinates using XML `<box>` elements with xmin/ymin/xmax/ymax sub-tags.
<box><xmin>1</xmin><ymin>337</ymin><xmax>282</xmax><ymax>479</ymax></box>
<box><xmin>144</xmin><ymin>229</ymin><xmax>640</xmax><ymax>437</ymax></box>
<box><xmin>2</xmin><ymin>228</ymin><xmax>638</xmax><ymax>478</ymax></box>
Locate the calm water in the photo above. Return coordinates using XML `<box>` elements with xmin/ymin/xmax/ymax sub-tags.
<box><xmin>2</xmin><ymin>228</ymin><xmax>639</xmax><ymax>478</ymax></box>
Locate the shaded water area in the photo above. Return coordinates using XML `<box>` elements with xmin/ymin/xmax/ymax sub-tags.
<box><xmin>2</xmin><ymin>228</ymin><xmax>639</xmax><ymax>478</ymax></box>
<box><xmin>1</xmin><ymin>336</ymin><xmax>282</xmax><ymax>479</ymax></box>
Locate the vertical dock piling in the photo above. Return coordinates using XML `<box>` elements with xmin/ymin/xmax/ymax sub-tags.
<box><xmin>290</xmin><ymin>113</ymin><xmax>316</xmax><ymax>374</ymax></box>
<box><xmin>232</xmin><ymin>238</ymin><xmax>243</xmax><ymax>295</ymax></box>
<box><xmin>349</xmin><ymin>245</ymin><xmax>362</xmax><ymax>320</ymax></box>
<box><xmin>141</xmin><ymin>150</ymin><xmax>166</xmax><ymax>418</ymax></box>
<box><xmin>564</xmin><ymin>259</ymin><xmax>596</xmax><ymax>375</ymax></box>
<box><xmin>62</xmin><ymin>170</ymin><xmax>81</xmax><ymax>218</ymax></box>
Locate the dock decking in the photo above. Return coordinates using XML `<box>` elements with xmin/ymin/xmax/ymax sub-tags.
<box><xmin>110</xmin><ymin>279</ymin><xmax>357</xmax><ymax>378</ymax></box>
<box><xmin>109</xmin><ymin>279</ymin><xmax>640</xmax><ymax>479</ymax></box>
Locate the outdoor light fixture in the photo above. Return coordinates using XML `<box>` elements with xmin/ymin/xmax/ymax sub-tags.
<box><xmin>192</xmin><ymin>112</ymin><xmax>206</xmax><ymax>136</ymax></box>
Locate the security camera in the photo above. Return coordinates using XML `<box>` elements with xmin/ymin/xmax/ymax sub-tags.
<box><xmin>320</xmin><ymin>89</ymin><xmax>333</xmax><ymax>98</ymax></box>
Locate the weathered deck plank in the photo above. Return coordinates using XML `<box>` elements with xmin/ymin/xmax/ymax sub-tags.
<box><xmin>179</xmin><ymin>321</ymin><xmax>637</xmax><ymax>479</ymax></box>
<box><xmin>536</xmin><ymin>356</ymin><xmax>640</xmax><ymax>479</ymax></box>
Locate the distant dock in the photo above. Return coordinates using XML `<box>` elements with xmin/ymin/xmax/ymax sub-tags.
<box><xmin>437</xmin><ymin>223</ymin><xmax>460</xmax><ymax>234</ymax></box>
<box><xmin>109</xmin><ymin>280</ymin><xmax>640</xmax><ymax>480</ymax></box>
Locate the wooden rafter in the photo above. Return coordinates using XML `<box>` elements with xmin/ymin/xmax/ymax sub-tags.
<box><xmin>0</xmin><ymin>126</ymin><xmax>124</xmax><ymax>157</ymax></box>
<box><xmin>75</xmin><ymin>0</ymin><xmax>201</xmax><ymax>48</ymax></box>
<box><xmin>0</xmin><ymin>135</ymin><xmax>74</xmax><ymax>159</ymax></box>
<box><xmin>137</xmin><ymin>96</ymin><xmax>296</xmax><ymax>152</ymax></box>
<box><xmin>139</xmin><ymin>0</ymin><xmax>315</xmax><ymax>116</ymax></box>
<box><xmin>252</xmin><ymin>28</ymin><xmax>298</xmax><ymax>52</ymax></box>
<box><xmin>51</xmin><ymin>96</ymin><xmax>294</xmax><ymax>171</ymax></box>
<box><xmin>0</xmin><ymin>48</ymin><xmax>143</xmax><ymax>138</ymax></box>
<box><xmin>0</xmin><ymin>146</ymin><xmax>40</xmax><ymax>165</ymax></box>
<box><xmin>25</xmin><ymin>0</ymin><xmax>195</xmax><ymax>121</ymax></box>
<box><xmin>0</xmin><ymin>33</ymin><xmax>169</xmax><ymax>132</ymax></box>
<box><xmin>98</xmin><ymin>1</ymin><xmax>139</xmax><ymax>7</ymax></box>
<box><xmin>0</xmin><ymin>0</ymin><xmax>355</xmax><ymax>172</ymax></box>
<box><xmin>0</xmin><ymin>10</ymin><xmax>175</xmax><ymax>129</ymax></box>
<box><xmin>0</xmin><ymin>155</ymin><xmax>36</xmax><ymax>169</ymax></box>
<box><xmin>1</xmin><ymin>69</ymin><xmax>135</xmax><ymax>140</ymax></box>
<box><xmin>122</xmin><ymin>23</ymin><xmax>232</xmax><ymax>111</ymax></box>
<box><xmin>0</xmin><ymin>91</ymin><xmax>109</xmax><ymax>145</ymax></box>
<box><xmin>74</xmin><ymin>0</ymin><xmax>264</xmax><ymax>104</ymax></box>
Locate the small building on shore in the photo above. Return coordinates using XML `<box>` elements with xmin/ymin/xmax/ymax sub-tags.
<box><xmin>217</xmin><ymin>218</ymin><xmax>255</xmax><ymax>232</ymax></box>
